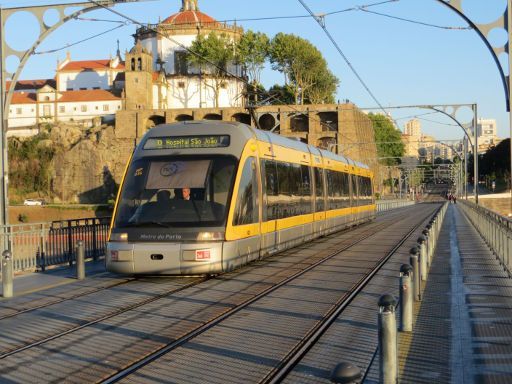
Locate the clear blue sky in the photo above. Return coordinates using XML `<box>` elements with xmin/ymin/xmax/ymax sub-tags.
<box><xmin>1</xmin><ymin>0</ymin><xmax>509</xmax><ymax>142</ymax></box>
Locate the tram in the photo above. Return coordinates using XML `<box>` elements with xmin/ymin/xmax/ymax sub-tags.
<box><xmin>106</xmin><ymin>121</ymin><xmax>375</xmax><ymax>274</ymax></box>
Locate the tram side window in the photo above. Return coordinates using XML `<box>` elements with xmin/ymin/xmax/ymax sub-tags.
<box><xmin>233</xmin><ymin>157</ymin><xmax>259</xmax><ymax>226</ymax></box>
<box><xmin>352</xmin><ymin>175</ymin><xmax>360</xmax><ymax>207</ymax></box>
<box><xmin>340</xmin><ymin>172</ymin><xmax>350</xmax><ymax>208</ymax></box>
<box><xmin>263</xmin><ymin>160</ymin><xmax>279</xmax><ymax>221</ymax></box>
<box><xmin>314</xmin><ymin>168</ymin><xmax>325</xmax><ymax>212</ymax></box>
<box><xmin>299</xmin><ymin>164</ymin><xmax>312</xmax><ymax>215</ymax></box>
<box><xmin>326</xmin><ymin>170</ymin><xmax>339</xmax><ymax>210</ymax></box>
<box><xmin>277</xmin><ymin>162</ymin><xmax>294</xmax><ymax>218</ymax></box>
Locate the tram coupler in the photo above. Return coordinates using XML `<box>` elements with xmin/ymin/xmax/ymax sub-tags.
<box><xmin>2</xmin><ymin>250</ymin><xmax>13</xmax><ymax>298</ymax></box>
<box><xmin>378</xmin><ymin>294</ymin><xmax>397</xmax><ymax>384</ymax></box>
<box><xmin>399</xmin><ymin>264</ymin><xmax>413</xmax><ymax>332</ymax></box>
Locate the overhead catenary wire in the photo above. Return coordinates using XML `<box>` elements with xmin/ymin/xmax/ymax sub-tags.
<box><xmin>34</xmin><ymin>23</ymin><xmax>129</xmax><ymax>54</ymax></box>
<box><xmin>85</xmin><ymin>0</ymin><xmax>368</xmax><ymax>150</ymax></box>
<box><xmin>297</xmin><ymin>0</ymin><xmax>393</xmax><ymax>125</ymax></box>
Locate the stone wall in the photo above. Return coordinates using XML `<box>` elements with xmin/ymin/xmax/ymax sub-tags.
<box><xmin>115</xmin><ymin>103</ymin><xmax>382</xmax><ymax>192</ymax></box>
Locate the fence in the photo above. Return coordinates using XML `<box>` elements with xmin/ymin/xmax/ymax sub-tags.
<box><xmin>0</xmin><ymin>217</ymin><xmax>111</xmax><ymax>273</ymax></box>
<box><xmin>459</xmin><ymin>200</ymin><xmax>511</xmax><ymax>276</ymax></box>
<box><xmin>376</xmin><ymin>199</ymin><xmax>415</xmax><ymax>213</ymax></box>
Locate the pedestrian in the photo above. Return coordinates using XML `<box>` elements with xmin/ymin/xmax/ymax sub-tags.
<box><xmin>453</xmin><ymin>195</ymin><xmax>457</xmax><ymax>204</ymax></box>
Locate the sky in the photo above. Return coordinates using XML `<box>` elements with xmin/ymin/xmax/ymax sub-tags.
<box><xmin>0</xmin><ymin>0</ymin><xmax>509</xmax><ymax>144</ymax></box>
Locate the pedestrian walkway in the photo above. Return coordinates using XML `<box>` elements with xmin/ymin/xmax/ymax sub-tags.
<box><xmin>0</xmin><ymin>259</ymin><xmax>107</xmax><ymax>298</ymax></box>
<box><xmin>398</xmin><ymin>204</ymin><xmax>512</xmax><ymax>383</ymax></box>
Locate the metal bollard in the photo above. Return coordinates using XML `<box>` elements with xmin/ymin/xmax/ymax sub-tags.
<box><xmin>378</xmin><ymin>294</ymin><xmax>397</xmax><ymax>384</ymax></box>
<box><xmin>330</xmin><ymin>362</ymin><xmax>362</xmax><ymax>384</ymax></box>
<box><xmin>422</xmin><ymin>229</ymin><xmax>430</xmax><ymax>266</ymax></box>
<box><xmin>2</xmin><ymin>250</ymin><xmax>13</xmax><ymax>298</ymax></box>
<box><xmin>425</xmin><ymin>224</ymin><xmax>433</xmax><ymax>260</ymax></box>
<box><xmin>409</xmin><ymin>247</ymin><xmax>421</xmax><ymax>301</ymax></box>
<box><xmin>417</xmin><ymin>235</ymin><xmax>427</xmax><ymax>282</ymax></box>
<box><xmin>400</xmin><ymin>264</ymin><xmax>413</xmax><ymax>332</ymax></box>
<box><xmin>76</xmin><ymin>240</ymin><xmax>85</xmax><ymax>280</ymax></box>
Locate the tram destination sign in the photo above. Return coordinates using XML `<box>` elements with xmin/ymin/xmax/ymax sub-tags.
<box><xmin>144</xmin><ymin>135</ymin><xmax>230</xmax><ymax>150</ymax></box>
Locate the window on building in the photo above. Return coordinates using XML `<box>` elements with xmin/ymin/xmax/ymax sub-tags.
<box><xmin>95</xmin><ymin>106</ymin><xmax>99</xmax><ymax>110</ymax></box>
<box><xmin>178</xmin><ymin>81</ymin><xmax>185</xmax><ymax>88</ymax></box>
<box><xmin>16</xmin><ymin>108</ymin><xmax>22</xmax><ymax>115</ymax></box>
<box><xmin>117</xmin><ymin>105</ymin><xmax>121</xmax><ymax>110</ymax></box>
<box><xmin>174</xmin><ymin>51</ymin><xmax>188</xmax><ymax>75</ymax></box>
<box><xmin>103</xmin><ymin>105</ymin><xmax>110</xmax><ymax>112</ymax></box>
<box><xmin>93</xmin><ymin>87</ymin><xmax>100</xmax><ymax>90</ymax></box>
<box><xmin>44</xmin><ymin>96</ymin><xmax>50</xmax><ymax>101</ymax></box>
<box><xmin>81</xmin><ymin>105</ymin><xmax>87</xmax><ymax>112</ymax></box>
<box><xmin>59</xmin><ymin>106</ymin><xmax>65</xmax><ymax>113</ymax></box>
<box><xmin>67</xmin><ymin>88</ymin><xmax>73</xmax><ymax>91</ymax></box>
<box><xmin>74</xmin><ymin>107</ymin><xmax>77</xmax><ymax>111</ymax></box>
<box><xmin>80</xmin><ymin>87</ymin><xmax>87</xmax><ymax>90</ymax></box>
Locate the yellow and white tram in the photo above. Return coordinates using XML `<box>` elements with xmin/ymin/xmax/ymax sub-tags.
<box><xmin>107</xmin><ymin>121</ymin><xmax>375</xmax><ymax>274</ymax></box>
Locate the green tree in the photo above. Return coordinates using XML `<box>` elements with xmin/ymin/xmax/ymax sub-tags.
<box><xmin>368</xmin><ymin>113</ymin><xmax>404</xmax><ymax>166</ymax></box>
<box><xmin>8</xmin><ymin>133</ymin><xmax>55</xmax><ymax>196</ymax></box>
<box><xmin>236</xmin><ymin>30</ymin><xmax>269</xmax><ymax>85</ymax></box>
<box><xmin>188</xmin><ymin>32</ymin><xmax>236</xmax><ymax>107</ymax></box>
<box><xmin>269</xmin><ymin>33</ymin><xmax>338</xmax><ymax>104</ymax></box>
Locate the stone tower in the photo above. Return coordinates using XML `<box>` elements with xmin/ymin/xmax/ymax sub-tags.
<box><xmin>181</xmin><ymin>0</ymin><xmax>198</xmax><ymax>11</ymax></box>
<box><xmin>124</xmin><ymin>41</ymin><xmax>153</xmax><ymax>110</ymax></box>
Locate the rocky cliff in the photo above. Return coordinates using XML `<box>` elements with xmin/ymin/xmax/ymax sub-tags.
<box><xmin>49</xmin><ymin>124</ymin><xmax>134</xmax><ymax>203</ymax></box>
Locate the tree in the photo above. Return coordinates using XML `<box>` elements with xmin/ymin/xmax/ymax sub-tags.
<box><xmin>236</xmin><ymin>30</ymin><xmax>269</xmax><ymax>85</ymax></box>
<box><xmin>269</xmin><ymin>33</ymin><xmax>338</xmax><ymax>105</ymax></box>
<box><xmin>188</xmin><ymin>32</ymin><xmax>236</xmax><ymax>108</ymax></box>
<box><xmin>368</xmin><ymin>113</ymin><xmax>405</xmax><ymax>166</ymax></box>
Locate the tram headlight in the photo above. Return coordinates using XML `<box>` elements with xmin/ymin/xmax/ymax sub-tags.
<box><xmin>196</xmin><ymin>232</ymin><xmax>223</xmax><ymax>241</ymax></box>
<box><xmin>110</xmin><ymin>232</ymin><xmax>128</xmax><ymax>242</ymax></box>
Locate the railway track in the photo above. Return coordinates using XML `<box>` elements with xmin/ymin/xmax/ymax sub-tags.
<box><xmin>0</xmin><ymin>204</ymin><xmax>438</xmax><ymax>383</ymax></box>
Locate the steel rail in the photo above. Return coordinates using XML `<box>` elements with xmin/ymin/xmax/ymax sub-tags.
<box><xmin>100</xmin><ymin>209</ymin><xmax>424</xmax><ymax>383</ymax></box>
<box><xmin>263</xmin><ymin>205</ymin><xmax>442</xmax><ymax>384</ymax></box>
<box><xmin>0</xmin><ymin>277</ymin><xmax>206</xmax><ymax>360</ymax></box>
<box><xmin>0</xmin><ymin>213</ymin><xmax>386</xmax><ymax>360</ymax></box>
<box><xmin>0</xmin><ymin>274</ymin><xmax>136</xmax><ymax>321</ymax></box>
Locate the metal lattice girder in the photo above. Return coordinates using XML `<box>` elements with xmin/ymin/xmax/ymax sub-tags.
<box><xmin>1</xmin><ymin>0</ymin><xmax>144</xmax><ymax>116</ymax></box>
<box><xmin>437</xmin><ymin>0</ymin><xmax>509</xmax><ymax>110</ymax></box>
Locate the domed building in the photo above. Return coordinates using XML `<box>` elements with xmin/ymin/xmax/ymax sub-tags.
<box><xmin>125</xmin><ymin>0</ymin><xmax>245</xmax><ymax>111</ymax></box>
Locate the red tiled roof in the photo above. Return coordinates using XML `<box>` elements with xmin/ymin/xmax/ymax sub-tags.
<box><xmin>11</xmin><ymin>93</ymin><xmax>37</xmax><ymax>104</ymax></box>
<box><xmin>162</xmin><ymin>10</ymin><xmax>216</xmax><ymax>25</ymax></box>
<box><xmin>59</xmin><ymin>59</ymin><xmax>125</xmax><ymax>72</ymax></box>
<box><xmin>59</xmin><ymin>89</ymin><xmax>121</xmax><ymax>102</ymax></box>
<box><xmin>6</xmin><ymin>79</ymin><xmax>56</xmax><ymax>91</ymax></box>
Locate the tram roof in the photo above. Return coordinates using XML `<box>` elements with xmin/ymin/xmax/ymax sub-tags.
<box><xmin>140</xmin><ymin>121</ymin><xmax>369</xmax><ymax>169</ymax></box>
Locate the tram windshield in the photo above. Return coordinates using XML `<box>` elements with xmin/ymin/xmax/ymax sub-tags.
<box><xmin>113</xmin><ymin>156</ymin><xmax>237</xmax><ymax>228</ymax></box>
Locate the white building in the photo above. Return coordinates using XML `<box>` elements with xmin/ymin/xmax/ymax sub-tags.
<box><xmin>56</xmin><ymin>52</ymin><xmax>125</xmax><ymax>92</ymax></box>
<box><xmin>6</xmin><ymin>0</ymin><xmax>245</xmax><ymax>135</ymax></box>
<box><xmin>404</xmin><ymin>119</ymin><xmax>421</xmax><ymax>137</ymax></box>
<box><xmin>130</xmin><ymin>0</ymin><xmax>245</xmax><ymax>109</ymax></box>
<box><xmin>477</xmin><ymin>118</ymin><xmax>498</xmax><ymax>150</ymax></box>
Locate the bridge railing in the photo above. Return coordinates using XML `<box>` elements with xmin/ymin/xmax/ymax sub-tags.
<box><xmin>0</xmin><ymin>217</ymin><xmax>111</xmax><ymax>273</ymax></box>
<box><xmin>376</xmin><ymin>199</ymin><xmax>415</xmax><ymax>213</ymax></box>
<box><xmin>459</xmin><ymin>200</ymin><xmax>511</xmax><ymax>276</ymax></box>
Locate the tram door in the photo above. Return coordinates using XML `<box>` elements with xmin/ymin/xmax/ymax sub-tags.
<box><xmin>232</xmin><ymin>157</ymin><xmax>261</xmax><ymax>265</ymax></box>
